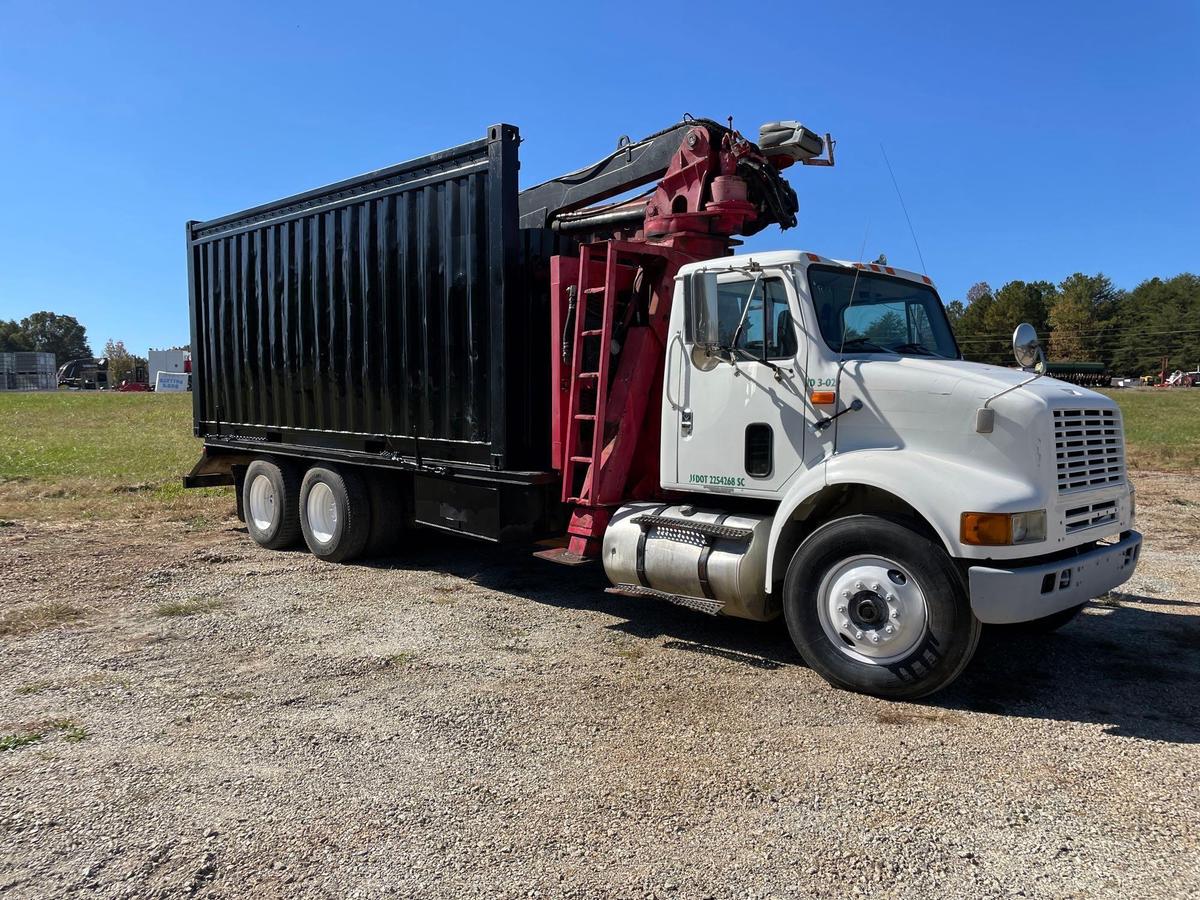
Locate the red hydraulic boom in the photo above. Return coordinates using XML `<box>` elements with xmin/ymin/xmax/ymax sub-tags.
<box><xmin>518</xmin><ymin>117</ymin><xmax>834</xmax><ymax>560</ymax></box>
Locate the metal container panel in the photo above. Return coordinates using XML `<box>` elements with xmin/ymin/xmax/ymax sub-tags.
<box><xmin>187</xmin><ymin>125</ymin><xmax>534</xmax><ymax>470</ymax></box>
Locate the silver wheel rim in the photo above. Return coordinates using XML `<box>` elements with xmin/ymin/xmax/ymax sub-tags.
<box><xmin>247</xmin><ymin>474</ymin><xmax>276</xmax><ymax>533</ymax></box>
<box><xmin>306</xmin><ymin>481</ymin><xmax>337</xmax><ymax>545</ymax></box>
<box><xmin>817</xmin><ymin>555</ymin><xmax>929</xmax><ymax>665</ymax></box>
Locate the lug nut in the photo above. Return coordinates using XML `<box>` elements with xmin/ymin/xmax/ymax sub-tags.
<box><xmin>870</xmin><ymin>634</ymin><xmax>880</xmax><ymax>643</ymax></box>
<box><xmin>885</xmin><ymin>625</ymin><xmax>895</xmax><ymax>634</ymax></box>
<box><xmin>890</xmin><ymin>610</ymin><xmax>899</xmax><ymax>620</ymax></box>
<box><xmin>855</xmin><ymin>582</ymin><xmax>865</xmax><ymax>590</ymax></box>
<box><xmin>842</xmin><ymin>590</ymin><xmax>852</xmax><ymax>599</ymax></box>
<box><xmin>872</xmin><ymin>582</ymin><xmax>881</xmax><ymax>592</ymax></box>
<box><xmin>854</xmin><ymin>630</ymin><xmax>863</xmax><ymax>640</ymax></box>
<box><xmin>838</xmin><ymin>605</ymin><xmax>847</xmax><ymax>614</ymax></box>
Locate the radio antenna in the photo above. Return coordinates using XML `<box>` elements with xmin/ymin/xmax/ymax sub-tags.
<box><xmin>880</xmin><ymin>143</ymin><xmax>927</xmax><ymax>276</ymax></box>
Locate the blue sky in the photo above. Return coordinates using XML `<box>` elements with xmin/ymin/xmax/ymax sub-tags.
<box><xmin>0</xmin><ymin>0</ymin><xmax>1196</xmax><ymax>354</ymax></box>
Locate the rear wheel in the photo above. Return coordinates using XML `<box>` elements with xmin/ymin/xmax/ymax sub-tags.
<box><xmin>243</xmin><ymin>459</ymin><xmax>301</xmax><ymax>550</ymax></box>
<box><xmin>783</xmin><ymin>515</ymin><xmax>981</xmax><ymax>700</ymax></box>
<box><xmin>299</xmin><ymin>466</ymin><xmax>372</xmax><ymax>563</ymax></box>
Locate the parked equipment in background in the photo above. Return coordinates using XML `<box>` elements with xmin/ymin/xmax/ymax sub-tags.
<box><xmin>0</xmin><ymin>352</ymin><xmax>57</xmax><ymax>391</ymax></box>
<box><xmin>58</xmin><ymin>357</ymin><xmax>108</xmax><ymax>390</ymax></box>
<box><xmin>1137</xmin><ymin>356</ymin><xmax>1199</xmax><ymax>387</ymax></box>
<box><xmin>1165</xmin><ymin>368</ymin><xmax>1199</xmax><ymax>387</ymax></box>
<box><xmin>182</xmin><ymin>117</ymin><xmax>1140</xmax><ymax>700</ymax></box>
<box><xmin>1044</xmin><ymin>361</ymin><xmax>1110</xmax><ymax>387</ymax></box>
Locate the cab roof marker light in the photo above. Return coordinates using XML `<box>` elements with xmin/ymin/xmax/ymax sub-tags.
<box><xmin>806</xmin><ymin>253</ymin><xmax>821</xmax><ymax>261</ymax></box>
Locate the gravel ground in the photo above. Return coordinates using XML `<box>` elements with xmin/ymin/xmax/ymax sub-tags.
<box><xmin>2</xmin><ymin>472</ymin><xmax>1198</xmax><ymax>899</ymax></box>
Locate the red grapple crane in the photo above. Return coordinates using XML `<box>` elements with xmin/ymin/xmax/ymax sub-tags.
<box><xmin>519</xmin><ymin>117</ymin><xmax>834</xmax><ymax>560</ymax></box>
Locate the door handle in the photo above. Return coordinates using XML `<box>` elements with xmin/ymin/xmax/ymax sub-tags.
<box><xmin>681</xmin><ymin>409</ymin><xmax>693</xmax><ymax>437</ymax></box>
<box><xmin>664</xmin><ymin>332</ymin><xmax>683</xmax><ymax>410</ymax></box>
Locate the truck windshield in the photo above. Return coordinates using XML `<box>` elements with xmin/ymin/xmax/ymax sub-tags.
<box><xmin>807</xmin><ymin>265</ymin><xmax>960</xmax><ymax>358</ymax></box>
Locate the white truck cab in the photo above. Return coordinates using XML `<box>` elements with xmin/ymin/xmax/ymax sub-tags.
<box><xmin>603</xmin><ymin>250</ymin><xmax>1141</xmax><ymax>698</ymax></box>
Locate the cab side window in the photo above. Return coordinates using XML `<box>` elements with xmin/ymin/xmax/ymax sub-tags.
<box><xmin>715</xmin><ymin>277</ymin><xmax>797</xmax><ymax>360</ymax></box>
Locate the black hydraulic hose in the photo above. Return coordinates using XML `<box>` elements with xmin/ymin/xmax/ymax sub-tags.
<box><xmin>551</xmin><ymin>207</ymin><xmax>647</xmax><ymax>232</ymax></box>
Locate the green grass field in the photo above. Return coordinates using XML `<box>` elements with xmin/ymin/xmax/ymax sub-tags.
<box><xmin>0</xmin><ymin>391</ymin><xmax>225</xmax><ymax>522</ymax></box>
<box><xmin>0</xmin><ymin>391</ymin><xmax>199</xmax><ymax>483</ymax></box>
<box><xmin>0</xmin><ymin>387</ymin><xmax>1195</xmax><ymax>523</ymax></box>
<box><xmin>1099</xmin><ymin>388</ymin><xmax>1200</xmax><ymax>472</ymax></box>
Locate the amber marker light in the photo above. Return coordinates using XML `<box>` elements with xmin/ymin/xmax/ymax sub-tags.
<box><xmin>961</xmin><ymin>511</ymin><xmax>1047</xmax><ymax>546</ymax></box>
<box><xmin>810</xmin><ymin>390</ymin><xmax>836</xmax><ymax>405</ymax></box>
<box><xmin>961</xmin><ymin>513</ymin><xmax>1012</xmax><ymax>546</ymax></box>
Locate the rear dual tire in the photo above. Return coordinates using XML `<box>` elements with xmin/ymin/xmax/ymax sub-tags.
<box><xmin>244</xmin><ymin>459</ymin><xmax>302</xmax><ymax>550</ymax></box>
<box><xmin>299</xmin><ymin>466</ymin><xmax>372</xmax><ymax>563</ymax></box>
<box><xmin>244</xmin><ymin>460</ymin><xmax>396</xmax><ymax>564</ymax></box>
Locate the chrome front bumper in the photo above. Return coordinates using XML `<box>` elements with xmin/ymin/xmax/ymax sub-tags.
<box><xmin>967</xmin><ymin>531</ymin><xmax>1142</xmax><ymax>625</ymax></box>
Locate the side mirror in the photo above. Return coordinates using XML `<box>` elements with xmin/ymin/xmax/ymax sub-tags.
<box><xmin>1012</xmin><ymin>323</ymin><xmax>1044</xmax><ymax>371</ymax></box>
<box><xmin>687</xmin><ymin>270</ymin><xmax>721</xmax><ymax>346</ymax></box>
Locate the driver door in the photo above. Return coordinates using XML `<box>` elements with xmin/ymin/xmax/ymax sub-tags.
<box><xmin>666</xmin><ymin>270</ymin><xmax>809</xmax><ymax>497</ymax></box>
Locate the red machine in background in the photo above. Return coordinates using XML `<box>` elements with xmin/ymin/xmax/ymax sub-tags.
<box><xmin>518</xmin><ymin>118</ymin><xmax>835</xmax><ymax>559</ymax></box>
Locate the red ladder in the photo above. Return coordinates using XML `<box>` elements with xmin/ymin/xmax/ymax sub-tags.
<box><xmin>561</xmin><ymin>242</ymin><xmax>619</xmax><ymax>505</ymax></box>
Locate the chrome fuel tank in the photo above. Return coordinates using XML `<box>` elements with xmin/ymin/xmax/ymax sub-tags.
<box><xmin>602</xmin><ymin>502</ymin><xmax>776</xmax><ymax>621</ymax></box>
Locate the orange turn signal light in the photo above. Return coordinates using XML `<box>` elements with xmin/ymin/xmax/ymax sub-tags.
<box><xmin>810</xmin><ymin>390</ymin><xmax>836</xmax><ymax>405</ymax></box>
<box><xmin>960</xmin><ymin>512</ymin><xmax>1012</xmax><ymax>546</ymax></box>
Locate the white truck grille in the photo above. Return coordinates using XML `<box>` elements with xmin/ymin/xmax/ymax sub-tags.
<box><xmin>1053</xmin><ymin>407</ymin><xmax>1125</xmax><ymax>493</ymax></box>
<box><xmin>1064</xmin><ymin>499</ymin><xmax>1119</xmax><ymax>534</ymax></box>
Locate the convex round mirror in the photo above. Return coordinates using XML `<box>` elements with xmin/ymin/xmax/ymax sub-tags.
<box><xmin>1012</xmin><ymin>323</ymin><xmax>1042</xmax><ymax>369</ymax></box>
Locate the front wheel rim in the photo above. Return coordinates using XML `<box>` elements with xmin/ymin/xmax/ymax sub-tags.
<box><xmin>306</xmin><ymin>482</ymin><xmax>338</xmax><ymax>545</ymax></box>
<box><xmin>816</xmin><ymin>555</ymin><xmax>929</xmax><ymax>665</ymax></box>
<box><xmin>247</xmin><ymin>474</ymin><xmax>276</xmax><ymax>533</ymax></box>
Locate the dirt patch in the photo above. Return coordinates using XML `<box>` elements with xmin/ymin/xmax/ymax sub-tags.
<box><xmin>1</xmin><ymin>474</ymin><xmax>1198</xmax><ymax>898</ymax></box>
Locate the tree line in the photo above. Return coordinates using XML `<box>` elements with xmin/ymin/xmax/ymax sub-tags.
<box><xmin>4</xmin><ymin>276</ymin><xmax>1197</xmax><ymax>382</ymax></box>
<box><xmin>0</xmin><ymin>312</ymin><xmax>91</xmax><ymax>361</ymax></box>
<box><xmin>945</xmin><ymin>272</ymin><xmax>1200</xmax><ymax>375</ymax></box>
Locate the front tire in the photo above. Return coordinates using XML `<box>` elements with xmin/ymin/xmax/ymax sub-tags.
<box><xmin>783</xmin><ymin>516</ymin><xmax>981</xmax><ymax>700</ymax></box>
<box><xmin>243</xmin><ymin>459</ymin><xmax>301</xmax><ymax>550</ymax></box>
<box><xmin>299</xmin><ymin>466</ymin><xmax>372</xmax><ymax>563</ymax></box>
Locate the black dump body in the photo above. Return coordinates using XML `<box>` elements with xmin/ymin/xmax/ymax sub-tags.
<box><xmin>187</xmin><ymin>125</ymin><xmax>570</xmax><ymax>541</ymax></box>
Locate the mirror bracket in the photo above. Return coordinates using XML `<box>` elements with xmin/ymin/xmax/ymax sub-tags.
<box><xmin>977</xmin><ymin>323</ymin><xmax>1047</xmax><ymax>432</ymax></box>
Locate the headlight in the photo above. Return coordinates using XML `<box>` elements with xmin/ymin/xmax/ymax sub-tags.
<box><xmin>961</xmin><ymin>510</ymin><xmax>1047</xmax><ymax>546</ymax></box>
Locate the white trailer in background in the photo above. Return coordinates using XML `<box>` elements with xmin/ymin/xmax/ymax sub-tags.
<box><xmin>147</xmin><ymin>348</ymin><xmax>190</xmax><ymax>391</ymax></box>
